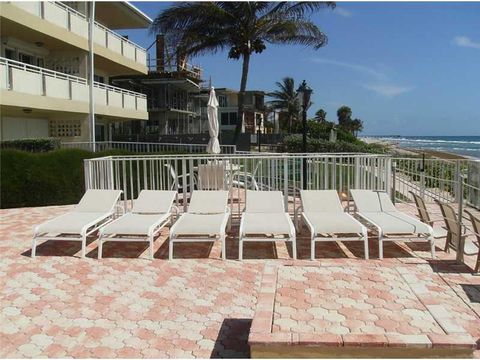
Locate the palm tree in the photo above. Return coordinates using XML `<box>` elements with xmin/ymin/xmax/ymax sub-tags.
<box><xmin>351</xmin><ymin>118</ymin><xmax>364</xmax><ymax>137</ymax></box>
<box><xmin>267</xmin><ymin>77</ymin><xmax>300</xmax><ymax>133</ymax></box>
<box><xmin>314</xmin><ymin>108</ymin><xmax>327</xmax><ymax>123</ymax></box>
<box><xmin>151</xmin><ymin>2</ymin><xmax>335</xmax><ymax>143</ymax></box>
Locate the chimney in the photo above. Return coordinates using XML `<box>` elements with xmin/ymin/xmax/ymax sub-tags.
<box><xmin>156</xmin><ymin>34</ymin><xmax>165</xmax><ymax>72</ymax></box>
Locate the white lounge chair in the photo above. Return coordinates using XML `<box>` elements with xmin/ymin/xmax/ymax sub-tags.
<box><xmin>298</xmin><ymin>190</ymin><xmax>369</xmax><ymax>260</ymax></box>
<box><xmin>239</xmin><ymin>190</ymin><xmax>296</xmax><ymax>260</ymax></box>
<box><xmin>32</xmin><ymin>189</ymin><xmax>122</xmax><ymax>258</ymax></box>
<box><xmin>169</xmin><ymin>191</ymin><xmax>230</xmax><ymax>260</ymax></box>
<box><xmin>97</xmin><ymin>190</ymin><xmax>177</xmax><ymax>260</ymax></box>
<box><xmin>350</xmin><ymin>189</ymin><xmax>435</xmax><ymax>259</ymax></box>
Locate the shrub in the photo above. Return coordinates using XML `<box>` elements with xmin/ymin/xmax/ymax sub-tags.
<box><xmin>282</xmin><ymin>135</ymin><xmax>389</xmax><ymax>154</ymax></box>
<box><xmin>0</xmin><ymin>148</ymin><xmax>134</xmax><ymax>209</ymax></box>
<box><xmin>0</xmin><ymin>138</ymin><xmax>61</xmax><ymax>152</ymax></box>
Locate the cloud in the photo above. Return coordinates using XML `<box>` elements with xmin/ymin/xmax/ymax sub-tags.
<box><xmin>334</xmin><ymin>7</ymin><xmax>352</xmax><ymax>18</ymax></box>
<box><xmin>453</xmin><ymin>36</ymin><xmax>480</xmax><ymax>50</ymax></box>
<box><xmin>310</xmin><ymin>58</ymin><xmax>386</xmax><ymax>81</ymax></box>
<box><xmin>310</xmin><ymin>57</ymin><xmax>412</xmax><ymax>98</ymax></box>
<box><xmin>364</xmin><ymin>84</ymin><xmax>412</xmax><ymax>97</ymax></box>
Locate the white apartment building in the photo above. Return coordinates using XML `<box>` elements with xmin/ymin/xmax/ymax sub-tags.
<box><xmin>0</xmin><ymin>1</ymin><xmax>150</xmax><ymax>142</ymax></box>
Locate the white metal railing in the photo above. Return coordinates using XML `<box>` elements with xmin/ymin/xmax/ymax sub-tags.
<box><xmin>1</xmin><ymin>57</ymin><xmax>146</xmax><ymax>112</ymax></box>
<box><xmin>9</xmin><ymin>1</ymin><xmax>147</xmax><ymax>67</ymax></box>
<box><xmin>61</xmin><ymin>141</ymin><xmax>237</xmax><ymax>154</ymax></box>
<box><xmin>84</xmin><ymin>153</ymin><xmax>391</xmax><ymax>218</ymax></box>
<box><xmin>391</xmin><ymin>157</ymin><xmax>480</xmax><ymax>208</ymax></box>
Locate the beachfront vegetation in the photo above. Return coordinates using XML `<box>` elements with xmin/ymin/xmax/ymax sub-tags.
<box><xmin>283</xmin><ymin>134</ymin><xmax>388</xmax><ymax>153</ymax></box>
<box><xmin>152</xmin><ymin>2</ymin><xmax>335</xmax><ymax>143</ymax></box>
<box><xmin>267</xmin><ymin>77</ymin><xmax>300</xmax><ymax>133</ymax></box>
<box><xmin>337</xmin><ymin>106</ymin><xmax>364</xmax><ymax>137</ymax></box>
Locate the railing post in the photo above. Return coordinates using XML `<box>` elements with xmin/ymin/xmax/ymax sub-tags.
<box><xmin>391</xmin><ymin>160</ymin><xmax>396</xmax><ymax>204</ymax></box>
<box><xmin>456</xmin><ymin>174</ymin><xmax>465</xmax><ymax>263</ymax></box>
<box><xmin>283</xmin><ymin>156</ymin><xmax>288</xmax><ymax>210</ymax></box>
<box><xmin>454</xmin><ymin>160</ymin><xmax>461</xmax><ymax>202</ymax></box>
<box><xmin>419</xmin><ymin>170</ymin><xmax>426</xmax><ymax>198</ymax></box>
<box><xmin>354</xmin><ymin>157</ymin><xmax>360</xmax><ymax>189</ymax></box>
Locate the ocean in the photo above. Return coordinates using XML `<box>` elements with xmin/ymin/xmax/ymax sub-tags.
<box><xmin>364</xmin><ymin>136</ymin><xmax>480</xmax><ymax>159</ymax></box>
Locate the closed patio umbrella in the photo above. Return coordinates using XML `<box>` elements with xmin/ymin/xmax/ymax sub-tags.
<box><xmin>206</xmin><ymin>87</ymin><xmax>221</xmax><ymax>154</ymax></box>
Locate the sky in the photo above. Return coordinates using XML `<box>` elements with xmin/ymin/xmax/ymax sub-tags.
<box><xmin>126</xmin><ymin>1</ymin><xmax>480</xmax><ymax>136</ymax></box>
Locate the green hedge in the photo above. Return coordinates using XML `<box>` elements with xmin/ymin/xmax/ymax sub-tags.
<box><xmin>0</xmin><ymin>138</ymin><xmax>61</xmax><ymax>152</ymax></box>
<box><xmin>282</xmin><ymin>135</ymin><xmax>389</xmax><ymax>154</ymax></box>
<box><xmin>0</xmin><ymin>148</ymin><xmax>132</xmax><ymax>209</ymax></box>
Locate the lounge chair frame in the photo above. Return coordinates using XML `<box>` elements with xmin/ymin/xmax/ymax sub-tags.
<box><xmin>97</xmin><ymin>190</ymin><xmax>177</xmax><ymax>260</ymax></box>
<box><xmin>351</xmin><ymin>190</ymin><xmax>435</xmax><ymax>259</ymax></box>
<box><xmin>32</xmin><ymin>190</ymin><xmax>122</xmax><ymax>258</ymax></box>
<box><xmin>295</xmin><ymin>206</ymin><xmax>369</xmax><ymax>260</ymax></box>
<box><xmin>169</xmin><ymin>191</ymin><xmax>231</xmax><ymax>260</ymax></box>
<box><xmin>239</xmin><ymin>191</ymin><xmax>296</xmax><ymax>260</ymax></box>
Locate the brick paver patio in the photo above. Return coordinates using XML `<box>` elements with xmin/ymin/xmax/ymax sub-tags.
<box><xmin>1</xmin><ymin>203</ymin><xmax>479</xmax><ymax>358</ymax></box>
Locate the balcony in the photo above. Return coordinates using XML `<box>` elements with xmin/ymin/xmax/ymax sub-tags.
<box><xmin>0</xmin><ymin>57</ymin><xmax>147</xmax><ymax>119</ymax></box>
<box><xmin>3</xmin><ymin>2</ymin><xmax>147</xmax><ymax>72</ymax></box>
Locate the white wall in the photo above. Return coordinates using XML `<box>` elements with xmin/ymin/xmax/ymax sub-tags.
<box><xmin>0</xmin><ymin>116</ymin><xmax>49</xmax><ymax>140</ymax></box>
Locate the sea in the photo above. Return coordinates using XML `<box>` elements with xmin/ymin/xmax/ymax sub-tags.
<box><xmin>363</xmin><ymin>136</ymin><xmax>480</xmax><ymax>159</ymax></box>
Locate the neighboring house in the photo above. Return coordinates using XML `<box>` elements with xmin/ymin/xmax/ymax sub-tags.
<box><xmin>199</xmin><ymin>88</ymin><xmax>266</xmax><ymax>134</ymax></box>
<box><xmin>110</xmin><ymin>35</ymin><xmax>205</xmax><ymax>137</ymax></box>
<box><xmin>0</xmin><ymin>1</ymin><xmax>150</xmax><ymax>142</ymax></box>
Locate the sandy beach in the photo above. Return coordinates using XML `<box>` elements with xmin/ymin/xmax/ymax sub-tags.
<box><xmin>361</xmin><ymin>137</ymin><xmax>469</xmax><ymax>160</ymax></box>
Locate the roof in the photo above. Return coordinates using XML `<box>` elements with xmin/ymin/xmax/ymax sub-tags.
<box><xmin>94</xmin><ymin>2</ymin><xmax>152</xmax><ymax>30</ymax></box>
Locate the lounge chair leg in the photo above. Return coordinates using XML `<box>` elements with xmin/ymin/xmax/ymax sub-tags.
<box><xmin>169</xmin><ymin>240</ymin><xmax>174</xmax><ymax>260</ymax></box>
<box><xmin>311</xmin><ymin>239</ymin><xmax>315</xmax><ymax>261</ymax></box>
<box><xmin>239</xmin><ymin>239</ymin><xmax>243</xmax><ymax>260</ymax></box>
<box><xmin>149</xmin><ymin>237</ymin><xmax>154</xmax><ymax>260</ymax></box>
<box><xmin>378</xmin><ymin>239</ymin><xmax>383</xmax><ymax>259</ymax></box>
<box><xmin>430</xmin><ymin>238</ymin><xmax>435</xmax><ymax>259</ymax></box>
<box><xmin>292</xmin><ymin>237</ymin><xmax>297</xmax><ymax>260</ymax></box>
<box><xmin>221</xmin><ymin>235</ymin><xmax>226</xmax><ymax>260</ymax></box>
<box><xmin>363</xmin><ymin>229</ymin><xmax>369</xmax><ymax>260</ymax></box>
<box><xmin>31</xmin><ymin>237</ymin><xmax>37</xmax><ymax>258</ymax></box>
<box><xmin>81</xmin><ymin>235</ymin><xmax>87</xmax><ymax>258</ymax></box>
<box><xmin>98</xmin><ymin>237</ymin><xmax>103</xmax><ymax>259</ymax></box>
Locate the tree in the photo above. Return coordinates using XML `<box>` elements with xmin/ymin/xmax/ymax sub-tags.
<box><xmin>314</xmin><ymin>109</ymin><xmax>327</xmax><ymax>123</ymax></box>
<box><xmin>151</xmin><ymin>2</ymin><xmax>335</xmax><ymax>144</ymax></box>
<box><xmin>337</xmin><ymin>105</ymin><xmax>352</xmax><ymax>132</ymax></box>
<box><xmin>267</xmin><ymin>77</ymin><xmax>300</xmax><ymax>133</ymax></box>
<box><xmin>351</xmin><ymin>118</ymin><xmax>364</xmax><ymax>137</ymax></box>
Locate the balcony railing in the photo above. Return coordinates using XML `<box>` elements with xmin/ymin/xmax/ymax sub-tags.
<box><xmin>0</xmin><ymin>57</ymin><xmax>147</xmax><ymax>113</ymax></box>
<box><xmin>147</xmin><ymin>58</ymin><xmax>202</xmax><ymax>80</ymax></box>
<box><xmin>9</xmin><ymin>1</ymin><xmax>147</xmax><ymax>67</ymax></box>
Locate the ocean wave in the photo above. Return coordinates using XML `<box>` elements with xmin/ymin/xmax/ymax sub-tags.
<box><xmin>378</xmin><ymin>137</ymin><xmax>480</xmax><ymax>145</ymax></box>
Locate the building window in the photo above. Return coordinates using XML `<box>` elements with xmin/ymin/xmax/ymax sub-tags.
<box><xmin>221</xmin><ymin>112</ymin><xmax>238</xmax><ymax>126</ymax></box>
<box><xmin>19</xmin><ymin>52</ymin><xmax>34</xmax><ymax>65</ymax></box>
<box><xmin>94</xmin><ymin>75</ymin><xmax>105</xmax><ymax>84</ymax></box>
<box><xmin>49</xmin><ymin>120</ymin><xmax>81</xmax><ymax>137</ymax></box>
<box><xmin>218</xmin><ymin>95</ymin><xmax>228</xmax><ymax>107</ymax></box>
<box><xmin>221</xmin><ymin>112</ymin><xmax>229</xmax><ymax>125</ymax></box>
<box><xmin>229</xmin><ymin>112</ymin><xmax>237</xmax><ymax>125</ymax></box>
<box><xmin>4</xmin><ymin>48</ymin><xmax>15</xmax><ymax>60</ymax></box>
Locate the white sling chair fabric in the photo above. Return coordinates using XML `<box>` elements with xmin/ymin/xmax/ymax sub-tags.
<box><xmin>32</xmin><ymin>189</ymin><xmax>122</xmax><ymax>258</ymax></box>
<box><xmin>97</xmin><ymin>190</ymin><xmax>177</xmax><ymax>260</ymax></box>
<box><xmin>197</xmin><ymin>164</ymin><xmax>226</xmax><ymax>190</ymax></box>
<box><xmin>239</xmin><ymin>190</ymin><xmax>296</xmax><ymax>260</ymax></box>
<box><xmin>299</xmin><ymin>190</ymin><xmax>369</xmax><ymax>260</ymax></box>
<box><xmin>169</xmin><ymin>191</ymin><xmax>230</xmax><ymax>260</ymax></box>
<box><xmin>350</xmin><ymin>189</ymin><xmax>435</xmax><ymax>259</ymax></box>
